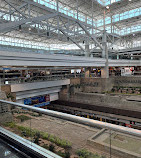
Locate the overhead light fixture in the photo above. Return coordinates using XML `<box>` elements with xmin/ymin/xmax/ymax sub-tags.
<box><xmin>106</xmin><ymin>6</ymin><xmax>109</xmax><ymax>9</ymax></box>
<box><xmin>29</xmin><ymin>27</ymin><xmax>31</xmax><ymax>31</ymax></box>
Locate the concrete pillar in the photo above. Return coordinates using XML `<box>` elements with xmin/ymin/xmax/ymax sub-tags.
<box><xmin>21</xmin><ymin>70</ymin><xmax>25</xmax><ymax>77</ymax></box>
<box><xmin>85</xmin><ymin>67</ymin><xmax>90</xmax><ymax>78</ymax></box>
<box><xmin>102</xmin><ymin>31</ymin><xmax>107</xmax><ymax>58</ymax></box>
<box><xmin>3</xmin><ymin>70</ymin><xmax>5</xmax><ymax>78</ymax></box>
<box><xmin>85</xmin><ymin>42</ymin><xmax>90</xmax><ymax>57</ymax></box>
<box><xmin>74</xmin><ymin>69</ymin><xmax>77</xmax><ymax>78</ymax></box>
<box><xmin>25</xmin><ymin>69</ymin><xmax>28</xmax><ymax>75</ymax></box>
<box><xmin>90</xmin><ymin>54</ymin><xmax>93</xmax><ymax>58</ymax></box>
<box><xmin>101</xmin><ymin>67</ymin><xmax>109</xmax><ymax>78</ymax></box>
<box><xmin>66</xmin><ymin>85</ymin><xmax>70</xmax><ymax>100</ymax></box>
<box><xmin>101</xmin><ymin>31</ymin><xmax>109</xmax><ymax>78</ymax></box>
<box><xmin>131</xmin><ymin>54</ymin><xmax>133</xmax><ymax>60</ymax></box>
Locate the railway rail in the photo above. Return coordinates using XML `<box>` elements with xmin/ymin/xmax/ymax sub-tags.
<box><xmin>50</xmin><ymin>101</ymin><xmax>141</xmax><ymax>130</ymax></box>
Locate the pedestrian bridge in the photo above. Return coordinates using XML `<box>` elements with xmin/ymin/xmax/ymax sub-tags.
<box><xmin>0</xmin><ymin>50</ymin><xmax>140</xmax><ymax>67</ymax></box>
<box><xmin>2</xmin><ymin>79</ymin><xmax>70</xmax><ymax>104</ymax></box>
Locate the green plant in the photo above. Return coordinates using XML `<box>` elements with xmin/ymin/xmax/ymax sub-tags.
<box><xmin>56</xmin><ymin>151</ymin><xmax>66</xmax><ymax>157</ymax></box>
<box><xmin>48</xmin><ymin>134</ymin><xmax>56</xmax><ymax>143</ymax></box>
<box><xmin>41</xmin><ymin>132</ymin><xmax>49</xmax><ymax>139</ymax></box>
<box><xmin>76</xmin><ymin>149</ymin><xmax>91</xmax><ymax>158</ymax></box>
<box><xmin>49</xmin><ymin>144</ymin><xmax>55</xmax><ymax>152</ymax></box>
<box><xmin>17</xmin><ymin>126</ymin><xmax>32</xmax><ymax>137</ymax></box>
<box><xmin>65</xmin><ymin>151</ymin><xmax>70</xmax><ymax>158</ymax></box>
<box><xmin>56</xmin><ymin>137</ymin><xmax>61</xmax><ymax>146</ymax></box>
<box><xmin>76</xmin><ymin>149</ymin><xmax>103</xmax><ymax>158</ymax></box>
<box><xmin>4</xmin><ymin>122</ymin><xmax>16</xmax><ymax>128</ymax></box>
<box><xmin>3</xmin><ymin>123</ymin><xmax>72</xmax><ymax>150</ymax></box>
<box><xmin>16</xmin><ymin>115</ymin><xmax>31</xmax><ymax>122</ymax></box>
<box><xmin>42</xmin><ymin>144</ymin><xmax>49</xmax><ymax>149</ymax></box>
<box><xmin>34</xmin><ymin>132</ymin><xmax>40</xmax><ymax>145</ymax></box>
<box><xmin>21</xmin><ymin>131</ymin><xmax>27</xmax><ymax>137</ymax></box>
<box><xmin>30</xmin><ymin>113</ymin><xmax>40</xmax><ymax>117</ymax></box>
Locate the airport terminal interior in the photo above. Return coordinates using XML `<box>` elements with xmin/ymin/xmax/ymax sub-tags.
<box><xmin>0</xmin><ymin>0</ymin><xmax>141</xmax><ymax>158</ymax></box>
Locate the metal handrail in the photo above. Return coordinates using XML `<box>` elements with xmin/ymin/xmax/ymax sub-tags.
<box><xmin>0</xmin><ymin>99</ymin><xmax>141</xmax><ymax>137</ymax></box>
<box><xmin>0</xmin><ymin>127</ymin><xmax>62</xmax><ymax>158</ymax></box>
<box><xmin>1</xmin><ymin>74</ymin><xmax>85</xmax><ymax>85</ymax></box>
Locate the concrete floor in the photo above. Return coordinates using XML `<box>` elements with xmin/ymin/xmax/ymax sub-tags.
<box><xmin>17</xmin><ymin>114</ymin><xmax>125</xmax><ymax>158</ymax></box>
<box><xmin>20</xmin><ymin>115</ymin><xmax>98</xmax><ymax>150</ymax></box>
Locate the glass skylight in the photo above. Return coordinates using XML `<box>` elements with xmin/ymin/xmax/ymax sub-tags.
<box><xmin>96</xmin><ymin>7</ymin><xmax>141</xmax><ymax>35</ymax></box>
<box><xmin>1</xmin><ymin>0</ymin><xmax>141</xmax><ymax>51</ymax></box>
<box><xmin>96</xmin><ymin>0</ymin><xmax>121</xmax><ymax>6</ymax></box>
<box><xmin>0</xmin><ymin>36</ymin><xmax>58</xmax><ymax>51</ymax></box>
<box><xmin>33</xmin><ymin>0</ymin><xmax>141</xmax><ymax>35</ymax></box>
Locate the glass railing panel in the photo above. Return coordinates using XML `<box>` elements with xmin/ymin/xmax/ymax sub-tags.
<box><xmin>0</xmin><ymin>100</ymin><xmax>141</xmax><ymax>158</ymax></box>
<box><xmin>1</xmin><ymin>74</ymin><xmax>85</xmax><ymax>85</ymax></box>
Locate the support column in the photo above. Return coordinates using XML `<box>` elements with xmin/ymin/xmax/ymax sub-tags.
<box><xmin>85</xmin><ymin>67</ymin><xmax>90</xmax><ymax>78</ymax></box>
<box><xmin>25</xmin><ymin>69</ymin><xmax>28</xmax><ymax>75</ymax></box>
<box><xmin>90</xmin><ymin>53</ymin><xmax>93</xmax><ymax>58</ymax></box>
<box><xmin>131</xmin><ymin>54</ymin><xmax>133</xmax><ymax>60</ymax></box>
<box><xmin>101</xmin><ymin>31</ymin><xmax>109</xmax><ymax>78</ymax></box>
<box><xmin>74</xmin><ymin>69</ymin><xmax>77</xmax><ymax>78</ymax></box>
<box><xmin>85</xmin><ymin>42</ymin><xmax>90</xmax><ymax>57</ymax></box>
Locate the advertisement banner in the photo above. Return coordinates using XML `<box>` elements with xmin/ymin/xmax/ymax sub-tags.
<box><xmin>24</xmin><ymin>94</ymin><xmax>50</xmax><ymax>107</ymax></box>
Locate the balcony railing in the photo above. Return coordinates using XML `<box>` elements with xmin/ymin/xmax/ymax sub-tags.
<box><xmin>0</xmin><ymin>99</ymin><xmax>141</xmax><ymax>158</ymax></box>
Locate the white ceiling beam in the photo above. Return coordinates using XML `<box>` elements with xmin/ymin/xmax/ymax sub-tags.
<box><xmin>0</xmin><ymin>13</ymin><xmax>58</xmax><ymax>33</ymax></box>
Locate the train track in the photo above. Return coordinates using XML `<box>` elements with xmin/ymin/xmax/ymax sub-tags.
<box><xmin>49</xmin><ymin>100</ymin><xmax>141</xmax><ymax>130</ymax></box>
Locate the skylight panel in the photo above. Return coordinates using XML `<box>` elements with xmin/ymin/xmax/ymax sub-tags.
<box><xmin>96</xmin><ymin>7</ymin><xmax>141</xmax><ymax>27</ymax></box>
<box><xmin>96</xmin><ymin>0</ymin><xmax>121</xmax><ymax>6</ymax></box>
<box><xmin>96</xmin><ymin>0</ymin><xmax>105</xmax><ymax>6</ymax></box>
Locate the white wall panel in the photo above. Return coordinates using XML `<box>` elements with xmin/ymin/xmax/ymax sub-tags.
<box><xmin>11</xmin><ymin>79</ymin><xmax>70</xmax><ymax>92</ymax></box>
